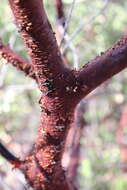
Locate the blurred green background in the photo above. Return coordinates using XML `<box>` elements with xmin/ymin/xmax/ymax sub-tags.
<box><xmin>1</xmin><ymin>0</ymin><xmax>127</xmax><ymax>190</ymax></box>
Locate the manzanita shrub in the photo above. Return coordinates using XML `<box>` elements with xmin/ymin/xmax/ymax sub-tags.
<box><xmin>0</xmin><ymin>1</ymin><xmax>127</xmax><ymax>190</ymax></box>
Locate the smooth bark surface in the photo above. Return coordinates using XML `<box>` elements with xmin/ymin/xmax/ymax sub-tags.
<box><xmin>78</xmin><ymin>38</ymin><xmax>127</xmax><ymax>98</ymax></box>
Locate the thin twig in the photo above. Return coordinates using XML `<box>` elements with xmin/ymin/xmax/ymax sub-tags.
<box><xmin>63</xmin><ymin>0</ymin><xmax>109</xmax><ymax>52</ymax></box>
<box><xmin>64</xmin><ymin>34</ymin><xmax>79</xmax><ymax>69</ymax></box>
<box><xmin>59</xmin><ymin>0</ymin><xmax>76</xmax><ymax>47</ymax></box>
<box><xmin>0</xmin><ymin>40</ymin><xmax>36</xmax><ymax>81</ymax></box>
<box><xmin>54</xmin><ymin>0</ymin><xmax>79</xmax><ymax>69</ymax></box>
<box><xmin>0</xmin><ymin>141</ymin><xmax>22</xmax><ymax>168</ymax></box>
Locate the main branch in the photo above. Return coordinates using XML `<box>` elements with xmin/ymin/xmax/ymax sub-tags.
<box><xmin>8</xmin><ymin>0</ymin><xmax>72</xmax><ymax>95</ymax></box>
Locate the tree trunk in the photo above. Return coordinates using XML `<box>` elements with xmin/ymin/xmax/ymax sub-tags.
<box><xmin>20</xmin><ymin>95</ymin><xmax>77</xmax><ymax>190</ymax></box>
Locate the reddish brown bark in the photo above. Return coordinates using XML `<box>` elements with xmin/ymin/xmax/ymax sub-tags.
<box><xmin>0</xmin><ymin>0</ymin><xmax>127</xmax><ymax>190</ymax></box>
<box><xmin>7</xmin><ymin>1</ymin><xmax>79</xmax><ymax>190</ymax></box>
<box><xmin>78</xmin><ymin>38</ymin><xmax>127</xmax><ymax>98</ymax></box>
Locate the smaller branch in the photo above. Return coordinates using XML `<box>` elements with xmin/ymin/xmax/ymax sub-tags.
<box><xmin>0</xmin><ymin>141</ymin><xmax>22</xmax><ymax>168</ymax></box>
<box><xmin>0</xmin><ymin>40</ymin><xmax>36</xmax><ymax>81</ymax></box>
<box><xmin>67</xmin><ymin>100</ymin><xmax>87</xmax><ymax>188</ymax></box>
<box><xmin>77</xmin><ymin>37</ymin><xmax>127</xmax><ymax>98</ymax></box>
